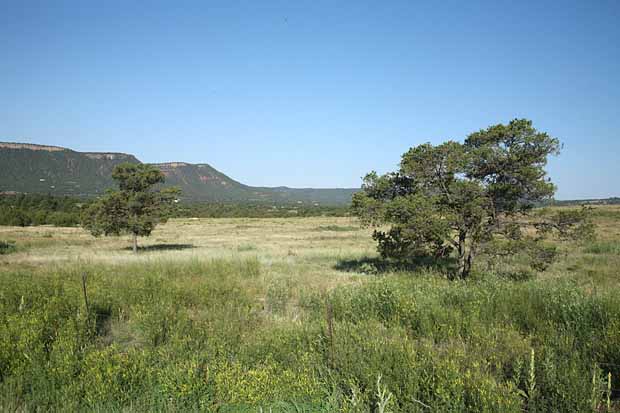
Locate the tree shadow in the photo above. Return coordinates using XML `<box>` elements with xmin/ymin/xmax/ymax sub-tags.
<box><xmin>122</xmin><ymin>243</ymin><xmax>195</xmax><ymax>252</ymax></box>
<box><xmin>334</xmin><ymin>255</ymin><xmax>456</xmax><ymax>275</ymax></box>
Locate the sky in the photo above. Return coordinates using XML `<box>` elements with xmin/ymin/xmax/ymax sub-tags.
<box><xmin>1</xmin><ymin>0</ymin><xmax>618</xmax><ymax>199</ymax></box>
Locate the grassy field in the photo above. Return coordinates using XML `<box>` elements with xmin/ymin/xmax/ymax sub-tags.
<box><xmin>1</xmin><ymin>207</ymin><xmax>620</xmax><ymax>411</ymax></box>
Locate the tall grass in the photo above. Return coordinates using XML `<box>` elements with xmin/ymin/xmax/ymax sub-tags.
<box><xmin>585</xmin><ymin>241</ymin><xmax>620</xmax><ymax>255</ymax></box>
<box><xmin>1</xmin><ymin>258</ymin><xmax>619</xmax><ymax>411</ymax></box>
<box><xmin>1</xmin><ymin>210</ymin><xmax>620</xmax><ymax>411</ymax></box>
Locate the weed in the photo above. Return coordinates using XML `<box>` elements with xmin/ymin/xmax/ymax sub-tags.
<box><xmin>0</xmin><ymin>240</ymin><xmax>17</xmax><ymax>255</ymax></box>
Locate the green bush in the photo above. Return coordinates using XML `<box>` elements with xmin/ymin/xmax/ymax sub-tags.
<box><xmin>0</xmin><ymin>194</ymin><xmax>82</xmax><ymax>227</ymax></box>
<box><xmin>0</xmin><ymin>240</ymin><xmax>17</xmax><ymax>255</ymax></box>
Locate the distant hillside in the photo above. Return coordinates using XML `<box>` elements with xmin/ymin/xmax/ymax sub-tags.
<box><xmin>0</xmin><ymin>142</ymin><xmax>140</xmax><ymax>197</ymax></box>
<box><xmin>0</xmin><ymin>142</ymin><xmax>358</xmax><ymax>205</ymax></box>
<box><xmin>550</xmin><ymin>197</ymin><xmax>620</xmax><ymax>206</ymax></box>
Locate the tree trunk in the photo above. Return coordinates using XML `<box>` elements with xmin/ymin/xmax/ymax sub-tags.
<box><xmin>132</xmin><ymin>233</ymin><xmax>138</xmax><ymax>254</ymax></box>
<box><xmin>458</xmin><ymin>246</ymin><xmax>476</xmax><ymax>279</ymax></box>
<box><xmin>462</xmin><ymin>251</ymin><xmax>473</xmax><ymax>279</ymax></box>
<box><xmin>457</xmin><ymin>254</ymin><xmax>467</xmax><ymax>279</ymax></box>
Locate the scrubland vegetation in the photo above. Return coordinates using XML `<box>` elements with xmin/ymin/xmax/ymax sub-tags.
<box><xmin>0</xmin><ymin>194</ymin><xmax>83</xmax><ymax>227</ymax></box>
<box><xmin>0</xmin><ymin>193</ymin><xmax>351</xmax><ymax>229</ymax></box>
<box><xmin>1</xmin><ymin>207</ymin><xmax>620</xmax><ymax>411</ymax></box>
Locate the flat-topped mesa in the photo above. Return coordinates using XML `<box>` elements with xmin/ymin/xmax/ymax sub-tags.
<box><xmin>0</xmin><ymin>142</ymin><xmax>67</xmax><ymax>152</ymax></box>
<box><xmin>0</xmin><ymin>140</ymin><xmax>358</xmax><ymax>204</ymax></box>
<box><xmin>0</xmin><ymin>143</ymin><xmax>137</xmax><ymax>162</ymax></box>
<box><xmin>152</xmin><ymin>162</ymin><xmax>191</xmax><ymax>169</ymax></box>
<box><xmin>83</xmin><ymin>152</ymin><xmax>137</xmax><ymax>161</ymax></box>
<box><xmin>151</xmin><ymin>162</ymin><xmax>192</xmax><ymax>177</ymax></box>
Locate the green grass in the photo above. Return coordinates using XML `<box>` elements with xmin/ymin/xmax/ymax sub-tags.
<box><xmin>1</xmin><ymin>209</ymin><xmax>620</xmax><ymax>411</ymax></box>
<box><xmin>584</xmin><ymin>241</ymin><xmax>620</xmax><ymax>255</ymax></box>
<box><xmin>237</xmin><ymin>243</ymin><xmax>258</xmax><ymax>252</ymax></box>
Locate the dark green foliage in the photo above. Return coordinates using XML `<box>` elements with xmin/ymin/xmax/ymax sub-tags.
<box><xmin>536</xmin><ymin>206</ymin><xmax>597</xmax><ymax>241</ymax></box>
<box><xmin>0</xmin><ymin>240</ymin><xmax>17</xmax><ymax>255</ymax></box>
<box><xmin>464</xmin><ymin>120</ymin><xmax>559</xmax><ymax>211</ymax></box>
<box><xmin>0</xmin><ymin>193</ymin><xmax>83</xmax><ymax>227</ymax></box>
<box><xmin>353</xmin><ymin>119</ymin><xmax>591</xmax><ymax>279</ymax></box>
<box><xmin>82</xmin><ymin>163</ymin><xmax>180</xmax><ymax>251</ymax></box>
<box><xmin>482</xmin><ymin>237</ymin><xmax>558</xmax><ymax>278</ymax></box>
<box><xmin>0</xmin><ymin>193</ymin><xmax>349</xmax><ymax>226</ymax></box>
<box><xmin>0</xmin><ymin>207</ymin><xmax>31</xmax><ymax>227</ymax></box>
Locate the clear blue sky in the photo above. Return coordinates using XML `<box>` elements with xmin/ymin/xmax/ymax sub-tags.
<box><xmin>1</xmin><ymin>0</ymin><xmax>618</xmax><ymax>199</ymax></box>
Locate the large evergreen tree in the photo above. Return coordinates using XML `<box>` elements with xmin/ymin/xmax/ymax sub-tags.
<box><xmin>352</xmin><ymin>119</ymin><xmax>593</xmax><ymax>279</ymax></box>
<box><xmin>82</xmin><ymin>163</ymin><xmax>179</xmax><ymax>252</ymax></box>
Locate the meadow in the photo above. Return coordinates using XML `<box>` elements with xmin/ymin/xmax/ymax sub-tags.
<box><xmin>1</xmin><ymin>207</ymin><xmax>620</xmax><ymax>412</ymax></box>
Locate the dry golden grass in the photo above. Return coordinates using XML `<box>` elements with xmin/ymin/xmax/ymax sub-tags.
<box><xmin>2</xmin><ymin>206</ymin><xmax>620</xmax><ymax>411</ymax></box>
<box><xmin>0</xmin><ymin>217</ymin><xmax>371</xmax><ymax>263</ymax></box>
<box><xmin>0</xmin><ymin>206</ymin><xmax>620</xmax><ymax>285</ymax></box>
<box><xmin>1</xmin><ymin>205</ymin><xmax>619</xmax><ymax>289</ymax></box>
<box><xmin>0</xmin><ymin>217</ymin><xmax>380</xmax><ymax>301</ymax></box>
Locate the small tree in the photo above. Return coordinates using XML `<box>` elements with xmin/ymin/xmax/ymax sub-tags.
<box><xmin>82</xmin><ymin>163</ymin><xmax>179</xmax><ymax>252</ymax></box>
<box><xmin>352</xmin><ymin>119</ymin><xmax>593</xmax><ymax>279</ymax></box>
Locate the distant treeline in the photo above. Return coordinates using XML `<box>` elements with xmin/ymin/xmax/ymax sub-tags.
<box><xmin>2</xmin><ymin>193</ymin><xmax>618</xmax><ymax>227</ymax></box>
<box><xmin>0</xmin><ymin>193</ymin><xmax>351</xmax><ymax>226</ymax></box>
<box><xmin>172</xmin><ymin>202</ymin><xmax>350</xmax><ymax>218</ymax></box>
<box><xmin>549</xmin><ymin>197</ymin><xmax>620</xmax><ymax>206</ymax></box>
<box><xmin>0</xmin><ymin>193</ymin><xmax>84</xmax><ymax>227</ymax></box>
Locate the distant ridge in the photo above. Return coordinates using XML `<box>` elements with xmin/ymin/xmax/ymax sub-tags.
<box><xmin>0</xmin><ymin>141</ymin><xmax>358</xmax><ymax>205</ymax></box>
<box><xmin>0</xmin><ymin>142</ymin><xmax>68</xmax><ymax>152</ymax></box>
<box><xmin>550</xmin><ymin>197</ymin><xmax>620</xmax><ymax>206</ymax></box>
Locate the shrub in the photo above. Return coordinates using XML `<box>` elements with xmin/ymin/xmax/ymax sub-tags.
<box><xmin>0</xmin><ymin>240</ymin><xmax>17</xmax><ymax>255</ymax></box>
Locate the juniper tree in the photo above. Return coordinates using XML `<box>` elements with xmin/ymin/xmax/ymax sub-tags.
<box><xmin>82</xmin><ymin>163</ymin><xmax>179</xmax><ymax>253</ymax></box>
<box><xmin>352</xmin><ymin>119</ymin><xmax>593</xmax><ymax>279</ymax></box>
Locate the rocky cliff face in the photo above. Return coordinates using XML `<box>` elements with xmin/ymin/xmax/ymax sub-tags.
<box><xmin>0</xmin><ymin>142</ymin><xmax>67</xmax><ymax>152</ymax></box>
<box><xmin>83</xmin><ymin>152</ymin><xmax>138</xmax><ymax>161</ymax></box>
